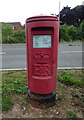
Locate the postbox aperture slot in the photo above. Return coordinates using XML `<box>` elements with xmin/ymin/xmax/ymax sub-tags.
<box><xmin>33</xmin><ymin>35</ymin><xmax>52</xmax><ymax>48</ymax></box>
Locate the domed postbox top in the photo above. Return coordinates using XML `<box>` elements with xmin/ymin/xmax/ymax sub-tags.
<box><xmin>26</xmin><ymin>15</ymin><xmax>59</xmax><ymax>22</ymax></box>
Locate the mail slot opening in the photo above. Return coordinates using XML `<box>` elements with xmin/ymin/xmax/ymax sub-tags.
<box><xmin>32</xmin><ymin>27</ymin><xmax>54</xmax><ymax>31</ymax></box>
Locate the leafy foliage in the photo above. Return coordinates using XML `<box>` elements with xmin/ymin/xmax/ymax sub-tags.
<box><xmin>2</xmin><ymin>23</ymin><xmax>14</xmax><ymax>44</ymax></box>
<box><xmin>79</xmin><ymin>20</ymin><xmax>84</xmax><ymax>39</ymax></box>
<box><xmin>59</xmin><ymin>22</ymin><xmax>84</xmax><ymax>42</ymax></box>
<box><xmin>2</xmin><ymin>20</ymin><xmax>84</xmax><ymax>43</ymax></box>
<box><xmin>2</xmin><ymin>23</ymin><xmax>25</xmax><ymax>44</ymax></box>
<box><xmin>60</xmin><ymin>5</ymin><xmax>84</xmax><ymax>27</ymax></box>
<box><xmin>59</xmin><ymin>5</ymin><xmax>84</xmax><ymax>41</ymax></box>
<box><xmin>13</xmin><ymin>29</ymin><xmax>25</xmax><ymax>43</ymax></box>
<box><xmin>67</xmin><ymin>25</ymin><xmax>77</xmax><ymax>40</ymax></box>
<box><xmin>59</xmin><ymin>24</ymin><xmax>71</xmax><ymax>41</ymax></box>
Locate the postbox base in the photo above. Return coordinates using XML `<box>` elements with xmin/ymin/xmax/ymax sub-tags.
<box><xmin>28</xmin><ymin>90</ymin><xmax>56</xmax><ymax>108</ymax></box>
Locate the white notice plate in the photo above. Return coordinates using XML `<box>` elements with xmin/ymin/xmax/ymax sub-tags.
<box><xmin>33</xmin><ymin>35</ymin><xmax>52</xmax><ymax>48</ymax></box>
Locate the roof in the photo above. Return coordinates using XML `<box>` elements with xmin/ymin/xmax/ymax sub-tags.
<box><xmin>6</xmin><ymin>22</ymin><xmax>21</xmax><ymax>27</ymax></box>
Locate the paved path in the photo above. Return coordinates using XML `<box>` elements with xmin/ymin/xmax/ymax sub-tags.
<box><xmin>0</xmin><ymin>43</ymin><xmax>83</xmax><ymax>70</ymax></box>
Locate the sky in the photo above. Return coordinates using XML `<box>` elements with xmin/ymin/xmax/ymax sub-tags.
<box><xmin>0</xmin><ymin>0</ymin><xmax>83</xmax><ymax>25</ymax></box>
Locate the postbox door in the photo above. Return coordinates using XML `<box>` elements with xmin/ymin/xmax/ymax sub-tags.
<box><xmin>32</xmin><ymin>28</ymin><xmax>54</xmax><ymax>77</ymax></box>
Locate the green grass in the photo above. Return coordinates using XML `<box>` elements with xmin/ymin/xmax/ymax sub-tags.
<box><xmin>57</xmin><ymin>94</ymin><xmax>65</xmax><ymax>101</ymax></box>
<box><xmin>2</xmin><ymin>70</ymin><xmax>84</xmax><ymax>111</ymax></box>
<box><xmin>67</xmin><ymin>110</ymin><xmax>77</xmax><ymax>118</ymax></box>
<box><xmin>57</xmin><ymin>70</ymin><xmax>84</xmax><ymax>87</ymax></box>
<box><xmin>2</xmin><ymin>71</ymin><xmax>27</xmax><ymax>95</ymax></box>
<box><xmin>2</xmin><ymin>71</ymin><xmax>28</xmax><ymax>111</ymax></box>
<box><xmin>2</xmin><ymin>95</ymin><xmax>13</xmax><ymax>111</ymax></box>
<box><xmin>59</xmin><ymin>39</ymin><xmax>84</xmax><ymax>43</ymax></box>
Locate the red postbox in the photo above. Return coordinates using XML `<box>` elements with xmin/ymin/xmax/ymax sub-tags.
<box><xmin>26</xmin><ymin>15</ymin><xmax>59</xmax><ymax>107</ymax></box>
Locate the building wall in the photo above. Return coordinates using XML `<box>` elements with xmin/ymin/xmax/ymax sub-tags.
<box><xmin>14</xmin><ymin>23</ymin><xmax>22</xmax><ymax>30</ymax></box>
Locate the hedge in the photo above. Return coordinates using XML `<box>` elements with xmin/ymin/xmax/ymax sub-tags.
<box><xmin>2</xmin><ymin>21</ymin><xmax>84</xmax><ymax>44</ymax></box>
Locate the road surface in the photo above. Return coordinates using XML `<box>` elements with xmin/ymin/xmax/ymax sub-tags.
<box><xmin>1</xmin><ymin>43</ymin><xmax>83</xmax><ymax>70</ymax></box>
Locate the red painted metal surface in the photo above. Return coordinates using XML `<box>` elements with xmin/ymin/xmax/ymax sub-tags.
<box><xmin>26</xmin><ymin>15</ymin><xmax>59</xmax><ymax>94</ymax></box>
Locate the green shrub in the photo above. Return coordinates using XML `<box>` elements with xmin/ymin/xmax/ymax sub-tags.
<box><xmin>2</xmin><ymin>23</ymin><xmax>14</xmax><ymax>44</ymax></box>
<box><xmin>59</xmin><ymin>22</ymin><xmax>84</xmax><ymax>42</ymax></box>
<box><xmin>79</xmin><ymin>20</ymin><xmax>84</xmax><ymax>39</ymax></box>
<box><xmin>2</xmin><ymin>21</ymin><xmax>84</xmax><ymax>43</ymax></box>
<box><xmin>13</xmin><ymin>29</ymin><xmax>25</xmax><ymax>43</ymax></box>
<box><xmin>2</xmin><ymin>23</ymin><xmax>25</xmax><ymax>44</ymax></box>
<box><xmin>59</xmin><ymin>24</ymin><xmax>71</xmax><ymax>42</ymax></box>
<box><xmin>67</xmin><ymin>25</ymin><xmax>78</xmax><ymax>40</ymax></box>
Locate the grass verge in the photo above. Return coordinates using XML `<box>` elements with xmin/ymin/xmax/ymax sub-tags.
<box><xmin>2</xmin><ymin>69</ymin><xmax>84</xmax><ymax>111</ymax></box>
<box><xmin>2</xmin><ymin>71</ymin><xmax>27</xmax><ymax>111</ymax></box>
<box><xmin>57</xmin><ymin>69</ymin><xmax>84</xmax><ymax>87</ymax></box>
<box><xmin>66</xmin><ymin>110</ymin><xmax>77</xmax><ymax>118</ymax></box>
<box><xmin>59</xmin><ymin>40</ymin><xmax>84</xmax><ymax>43</ymax></box>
